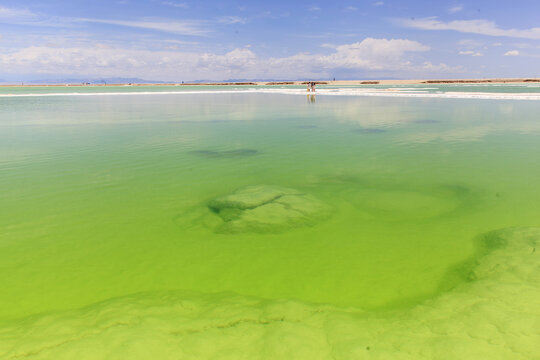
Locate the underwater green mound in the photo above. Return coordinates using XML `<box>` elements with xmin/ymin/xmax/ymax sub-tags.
<box><xmin>2</xmin><ymin>227</ymin><xmax>538</xmax><ymax>360</ymax></box>
<box><xmin>208</xmin><ymin>185</ymin><xmax>330</xmax><ymax>233</ymax></box>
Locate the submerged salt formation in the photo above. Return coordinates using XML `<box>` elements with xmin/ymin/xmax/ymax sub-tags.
<box><xmin>208</xmin><ymin>185</ymin><xmax>330</xmax><ymax>233</ymax></box>
<box><xmin>2</xmin><ymin>227</ymin><xmax>538</xmax><ymax>359</ymax></box>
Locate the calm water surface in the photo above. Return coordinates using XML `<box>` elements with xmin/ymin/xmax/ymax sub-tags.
<box><xmin>1</xmin><ymin>88</ymin><xmax>539</xmax><ymax>359</ymax></box>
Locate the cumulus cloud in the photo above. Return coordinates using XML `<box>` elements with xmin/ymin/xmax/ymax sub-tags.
<box><xmin>420</xmin><ymin>61</ymin><xmax>459</xmax><ymax>72</ymax></box>
<box><xmin>395</xmin><ymin>17</ymin><xmax>540</xmax><ymax>39</ymax></box>
<box><xmin>0</xmin><ymin>38</ymin><xmax>451</xmax><ymax>81</ymax></box>
<box><xmin>319</xmin><ymin>38</ymin><xmax>429</xmax><ymax>69</ymax></box>
<box><xmin>504</xmin><ymin>50</ymin><xmax>520</xmax><ymax>56</ymax></box>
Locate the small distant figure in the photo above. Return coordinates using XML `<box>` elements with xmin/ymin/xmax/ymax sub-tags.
<box><xmin>306</xmin><ymin>81</ymin><xmax>316</xmax><ymax>92</ymax></box>
<box><xmin>333</xmin><ymin>77</ymin><xmax>335</xmax><ymax>81</ymax></box>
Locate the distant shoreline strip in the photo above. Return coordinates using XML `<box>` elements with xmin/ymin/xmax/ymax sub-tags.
<box><xmin>1</xmin><ymin>89</ymin><xmax>540</xmax><ymax>100</ymax></box>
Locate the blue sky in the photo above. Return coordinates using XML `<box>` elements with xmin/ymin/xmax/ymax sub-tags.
<box><xmin>1</xmin><ymin>0</ymin><xmax>539</xmax><ymax>81</ymax></box>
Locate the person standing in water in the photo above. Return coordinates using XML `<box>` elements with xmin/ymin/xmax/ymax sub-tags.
<box><xmin>306</xmin><ymin>81</ymin><xmax>317</xmax><ymax>92</ymax></box>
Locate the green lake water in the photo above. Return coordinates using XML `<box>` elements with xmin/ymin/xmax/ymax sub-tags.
<box><xmin>1</xmin><ymin>87</ymin><xmax>539</xmax><ymax>359</ymax></box>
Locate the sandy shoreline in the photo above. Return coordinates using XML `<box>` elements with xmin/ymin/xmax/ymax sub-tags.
<box><xmin>1</xmin><ymin>78</ymin><xmax>539</xmax><ymax>87</ymax></box>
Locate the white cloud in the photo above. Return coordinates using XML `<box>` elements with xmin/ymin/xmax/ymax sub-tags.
<box><xmin>95</xmin><ymin>43</ymin><xmax>112</xmax><ymax>49</ymax></box>
<box><xmin>77</xmin><ymin>18</ymin><xmax>210</xmax><ymax>36</ymax></box>
<box><xmin>447</xmin><ymin>4</ymin><xmax>463</xmax><ymax>14</ymax></box>
<box><xmin>344</xmin><ymin>6</ymin><xmax>357</xmax><ymax>12</ymax></box>
<box><xmin>161</xmin><ymin>1</ymin><xmax>189</xmax><ymax>8</ymax></box>
<box><xmin>309</xmin><ymin>6</ymin><xmax>321</xmax><ymax>11</ymax></box>
<box><xmin>162</xmin><ymin>39</ymin><xmax>200</xmax><ymax>45</ymax></box>
<box><xmin>395</xmin><ymin>17</ymin><xmax>540</xmax><ymax>39</ymax></box>
<box><xmin>459</xmin><ymin>50</ymin><xmax>483</xmax><ymax>56</ymax></box>
<box><xmin>0</xmin><ymin>38</ymin><xmax>448</xmax><ymax>81</ymax></box>
<box><xmin>420</xmin><ymin>61</ymin><xmax>458</xmax><ymax>72</ymax></box>
<box><xmin>318</xmin><ymin>38</ymin><xmax>429</xmax><ymax>70</ymax></box>
<box><xmin>492</xmin><ymin>42</ymin><xmax>503</xmax><ymax>46</ymax></box>
<box><xmin>0</xmin><ymin>6</ymin><xmax>36</xmax><ymax>20</ymax></box>
<box><xmin>372</xmin><ymin>1</ymin><xmax>384</xmax><ymax>6</ymax></box>
<box><xmin>217</xmin><ymin>16</ymin><xmax>246</xmax><ymax>24</ymax></box>
<box><xmin>504</xmin><ymin>50</ymin><xmax>520</xmax><ymax>56</ymax></box>
<box><xmin>0</xmin><ymin>5</ymin><xmax>66</xmax><ymax>27</ymax></box>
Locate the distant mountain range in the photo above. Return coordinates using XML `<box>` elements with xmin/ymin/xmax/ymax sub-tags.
<box><xmin>0</xmin><ymin>76</ymin><xmax>400</xmax><ymax>85</ymax></box>
<box><xmin>18</xmin><ymin>77</ymin><xmax>170</xmax><ymax>85</ymax></box>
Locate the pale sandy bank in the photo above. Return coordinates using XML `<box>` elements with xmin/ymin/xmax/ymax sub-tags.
<box><xmin>1</xmin><ymin>78</ymin><xmax>540</xmax><ymax>87</ymax></box>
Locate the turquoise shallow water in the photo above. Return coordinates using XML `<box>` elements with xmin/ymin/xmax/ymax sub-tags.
<box><xmin>1</xmin><ymin>87</ymin><xmax>539</xmax><ymax>359</ymax></box>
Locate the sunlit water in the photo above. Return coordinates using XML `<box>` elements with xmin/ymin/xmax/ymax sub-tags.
<box><xmin>1</xmin><ymin>86</ymin><xmax>539</xmax><ymax>359</ymax></box>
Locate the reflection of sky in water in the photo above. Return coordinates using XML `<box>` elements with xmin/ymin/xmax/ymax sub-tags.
<box><xmin>1</xmin><ymin>90</ymin><xmax>540</xmax><ymax>359</ymax></box>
